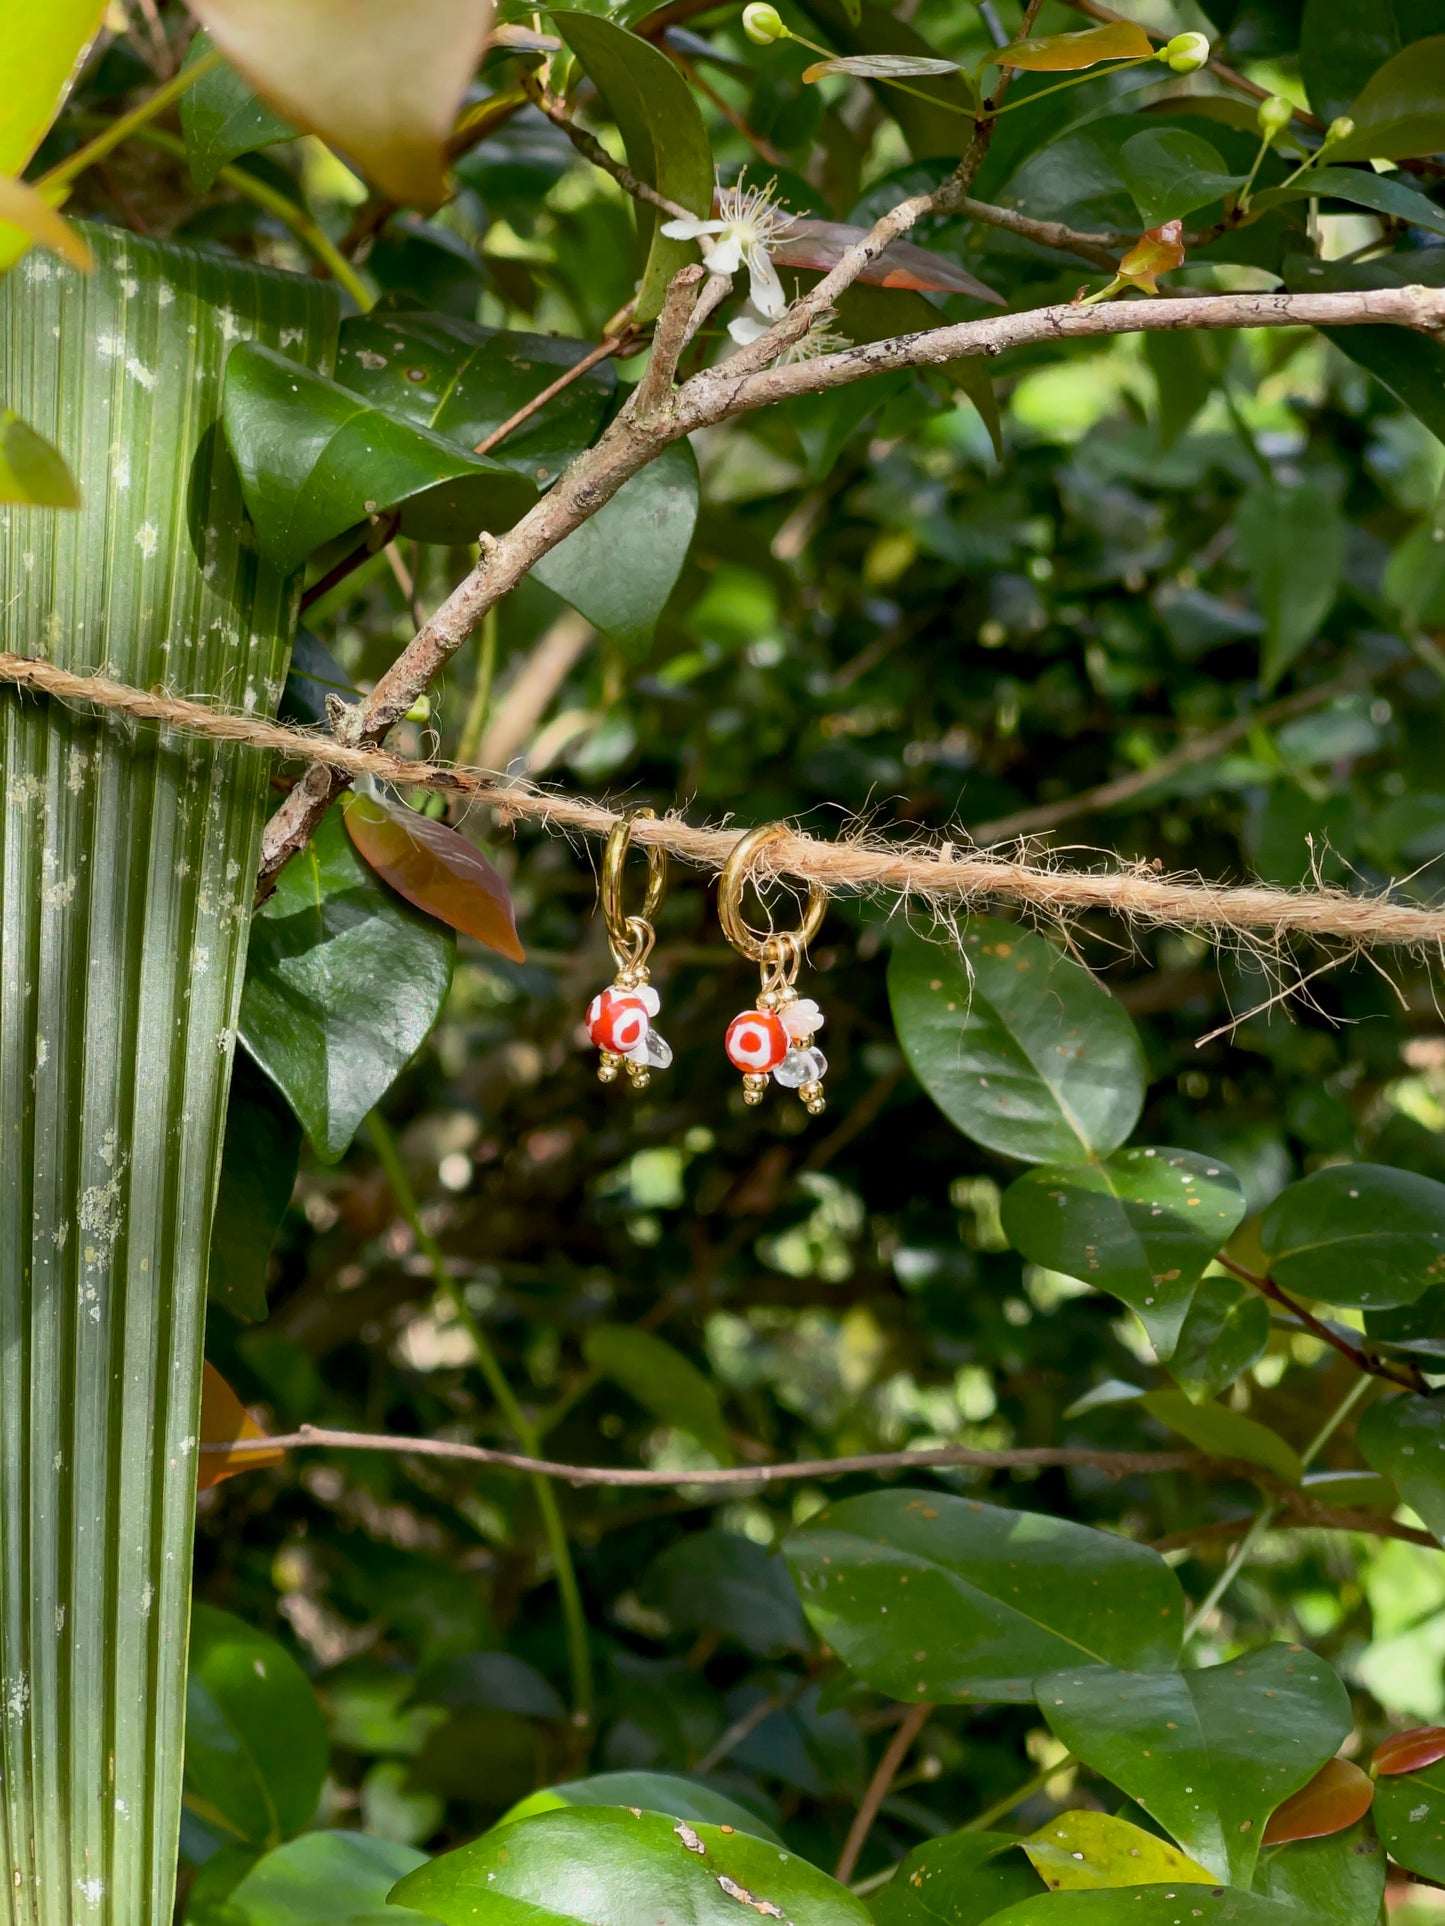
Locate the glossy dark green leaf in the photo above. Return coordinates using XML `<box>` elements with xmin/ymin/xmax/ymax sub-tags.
<box><xmin>1331</xmin><ymin>35</ymin><xmax>1445</xmax><ymax>161</ymax></box>
<box><xmin>1022</xmin><ymin>1810</ymin><xmax>1214</xmax><ymax>1889</ymax></box>
<box><xmin>334</xmin><ymin>312</ymin><xmax>615</xmax><ymax>483</ymax></box>
<box><xmin>986</xmin><ymin>1891</ymin><xmax>1312</xmax><ymax>1926</ymax></box>
<box><xmin>185</xmin><ymin>1604</ymin><xmax>329</xmax><ymax>1848</ymax></box>
<box><xmin>279</xmin><ymin>629</ymin><xmax>360</xmax><ymax>727</ymax></box>
<box><xmin>785</xmin><ymin>1490</ymin><xmax>1184</xmax><ymax>1705</ymax></box>
<box><xmin>1258</xmin><ymin>1821</ymin><xmax>1385</xmax><ymax>1926</ymax></box>
<box><xmin>222</xmin><ymin>343</ymin><xmax>537</xmax><ymax>574</ymax></box>
<box><xmin>1373</xmin><ymin>1760</ymin><xmax>1445</xmax><ymax>1883</ymax></box>
<box><xmin>552</xmin><ymin>12</ymin><xmax>713</xmax><ymax>321</ymax></box>
<box><xmin>887</xmin><ymin>922</ymin><xmax>1146</xmax><ymax>1165</ymax></box>
<box><xmin>389</xmin><ymin>1806</ymin><xmax>872</xmax><ymax>1926</ymax></box>
<box><xmin>1283</xmin><ymin>255</ymin><xmax>1445</xmax><ymax>443</ymax></box>
<box><xmin>1236</xmin><ymin>478</ymin><xmax>1343</xmax><ymax>688</ymax></box>
<box><xmin>1368</xmin><ymin>1282</ymin><xmax>1445</xmax><ymax>1361</ymax></box>
<box><xmin>1119</xmin><ymin>129</ymin><xmax>1243</xmax><ymax>226</ymax></box>
<box><xmin>584</xmin><ymin>1324</ymin><xmax>732</xmax><ymax>1460</ymax></box>
<box><xmin>207</xmin><ymin>1048</ymin><xmax>302</xmax><ymax>1322</ymax></box>
<box><xmin>1168</xmin><ymin>1273</ymin><xmax>1271</xmax><ymax>1402</ymax></box>
<box><xmin>367</xmin><ymin>221</ymin><xmax>486</xmax><ymax>320</ymax></box>
<box><xmin>0</xmin><ymin>405</ymin><xmax>80</xmax><ymax>506</ymax></box>
<box><xmin>871</xmin><ymin>1832</ymin><xmax>1044</xmax><ymax>1926</ymax></box>
<box><xmin>498</xmin><ymin>1771</ymin><xmax>783</xmax><ymax>1845</ymax></box>
<box><xmin>790</xmin><ymin>0</ymin><xmax>975</xmax><ymax>158</ymax></box>
<box><xmin>1259</xmin><ymin>1164</ymin><xmax>1445</xmax><ymax>1310</ymax></box>
<box><xmin>1039</xmin><ymin>1646</ymin><xmax>1353</xmax><ymax>1885</ymax></box>
<box><xmin>413</xmin><ymin>1650</ymin><xmax>566</xmax><ymax>1720</ymax></box>
<box><xmin>227</xmin><ymin>1831</ymin><xmax>433</xmax><ymax>1926</ymax></box>
<box><xmin>1358</xmin><ymin>1393</ymin><xmax>1445</xmax><ymax>1543</ymax></box>
<box><xmin>532</xmin><ymin>438</ymin><xmax>698</xmax><ymax>653</ymax></box>
<box><xmin>1300</xmin><ymin>0</ymin><xmax>1400</xmax><ymax>125</ymax></box>
<box><xmin>342</xmin><ymin>792</ymin><xmax>524</xmax><ymax>962</ymax></box>
<box><xmin>643</xmin><ymin>1529</ymin><xmax>809</xmax><ymax>1657</ymax></box>
<box><xmin>1259</xmin><ymin>165</ymin><xmax>1445</xmax><ymax>239</ymax></box>
<box><xmin>1145</xmin><ymin>329</ymin><xmax>1216</xmax><ymax>450</ymax></box>
<box><xmin>1001</xmin><ymin>1149</ymin><xmax>1246</xmax><ymax>1357</ymax></box>
<box><xmin>179</xmin><ymin>30</ymin><xmax>297</xmax><ymax>190</ymax></box>
<box><xmin>1140</xmin><ymin>1389</ymin><xmax>1303</xmax><ymax>1485</ymax></box>
<box><xmin>238</xmin><ymin>807</ymin><xmax>455</xmax><ymax>1162</ymax></box>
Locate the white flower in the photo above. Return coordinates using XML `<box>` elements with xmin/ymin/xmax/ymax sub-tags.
<box><xmin>728</xmin><ymin>305</ymin><xmax>851</xmax><ymax>362</ymax></box>
<box><xmin>662</xmin><ymin>176</ymin><xmax>795</xmax><ymax>320</ymax></box>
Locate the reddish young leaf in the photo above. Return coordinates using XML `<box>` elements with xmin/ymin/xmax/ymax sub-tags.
<box><xmin>1373</xmin><ymin>1728</ymin><xmax>1445</xmax><ymax>1778</ymax></box>
<box><xmin>1262</xmin><ymin>1757</ymin><xmax>1374</xmax><ymax>1845</ymax></box>
<box><xmin>1118</xmin><ymin>220</ymin><xmax>1186</xmax><ymax>294</ymax></box>
<box><xmin>991</xmin><ymin>21</ymin><xmax>1153</xmax><ymax>69</ymax></box>
<box><xmin>343</xmin><ymin>791</ymin><xmax>525</xmax><ymax>962</ymax></box>
<box><xmin>772</xmin><ymin>219</ymin><xmax>1005</xmax><ymax>304</ymax></box>
<box><xmin>197</xmin><ymin>1362</ymin><xmax>284</xmax><ymax>1493</ymax></box>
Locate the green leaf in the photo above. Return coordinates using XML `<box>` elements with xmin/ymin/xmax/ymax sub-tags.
<box><xmin>0</xmin><ymin>227</ymin><xmax>334</xmax><ymax>1924</ymax></box>
<box><xmin>1358</xmin><ymin>1393</ymin><xmax>1445</xmax><ymax>1544</ymax></box>
<box><xmin>1039</xmin><ymin>1646</ymin><xmax>1353</xmax><ymax>1885</ymax></box>
<box><xmin>0</xmin><ymin>404</ymin><xmax>79</xmax><ymax>506</ymax></box>
<box><xmin>1367</xmin><ymin>1282</ymin><xmax>1445</xmax><ymax>1361</ymax></box>
<box><xmin>871</xmin><ymin>1832</ymin><xmax>1045</xmax><ymax>1926</ymax></box>
<box><xmin>1236</xmin><ymin>478</ymin><xmax>1343</xmax><ymax>689</ymax></box>
<box><xmin>1300</xmin><ymin>0</ymin><xmax>1400</xmax><ymax>126</ymax></box>
<box><xmin>498</xmin><ymin>1771</ymin><xmax>784</xmax><ymax>1846</ymax></box>
<box><xmin>1258</xmin><ymin>1822</ymin><xmax>1385</xmax><ymax>1926</ymax></box>
<box><xmin>222</xmin><ymin>343</ymin><xmax>538</xmax><ymax>575</ymax></box>
<box><xmin>1000</xmin><ymin>1149</ymin><xmax>1246</xmax><ymax>1357</ymax></box>
<box><xmin>1022</xmin><ymin>1810</ymin><xmax>1215</xmax><ymax>1889</ymax></box>
<box><xmin>1119</xmin><ymin>129</ymin><xmax>1243</xmax><ymax>226</ymax></box>
<box><xmin>1259</xmin><ymin>1164</ymin><xmax>1445</xmax><ymax>1310</ymax></box>
<box><xmin>208</xmin><ymin>1048</ymin><xmax>302</xmax><ymax>1322</ymax></box>
<box><xmin>1331</xmin><ymin>35</ymin><xmax>1445</xmax><ymax>162</ymax></box>
<box><xmin>551</xmin><ymin>12</ymin><xmax>713</xmax><ymax>322</ymax></box>
<box><xmin>1260</xmin><ymin>165</ymin><xmax>1445</xmax><ymax>239</ymax></box>
<box><xmin>238</xmin><ymin>807</ymin><xmax>455</xmax><ymax>1162</ymax></box>
<box><xmin>334</xmin><ymin>311</ymin><xmax>615</xmax><ymax>484</ymax></box>
<box><xmin>642</xmin><ymin>1529</ymin><xmax>810</xmax><ymax>1657</ymax></box>
<box><xmin>0</xmin><ymin>0</ymin><xmax>104</xmax><ymax>266</ymax></box>
<box><xmin>785</xmin><ymin>1490</ymin><xmax>1184</xmax><ymax>1705</ymax></box>
<box><xmin>389</xmin><ymin>1806</ymin><xmax>873</xmax><ymax>1926</ymax></box>
<box><xmin>789</xmin><ymin>0</ymin><xmax>975</xmax><ymax>159</ymax></box>
<box><xmin>1145</xmin><ymin>329</ymin><xmax>1216</xmax><ymax>450</ymax></box>
<box><xmin>1140</xmin><ymin>1389</ymin><xmax>1304</xmax><ymax>1485</ymax></box>
<box><xmin>179</xmin><ymin>29</ymin><xmax>298</xmax><ymax>191</ymax></box>
<box><xmin>992</xmin><ymin>21</ymin><xmax>1154</xmax><ymax>70</ymax></box>
<box><xmin>1374</xmin><ymin>1760</ymin><xmax>1445</xmax><ymax>1882</ymax></box>
<box><xmin>185</xmin><ymin>1604</ymin><xmax>330</xmax><ymax>1848</ymax></box>
<box><xmin>985</xmin><ymin>1892</ymin><xmax>1312</xmax><ymax>1926</ymax></box>
<box><xmin>532</xmin><ymin>437</ymin><xmax>699</xmax><ymax>653</ymax></box>
<box><xmin>584</xmin><ymin>1324</ymin><xmax>732</xmax><ymax>1460</ymax></box>
<box><xmin>227</xmin><ymin>1831</ymin><xmax>433</xmax><ymax>1926</ymax></box>
<box><xmin>887</xmin><ymin>921</ymin><xmax>1146</xmax><ymax>1166</ymax></box>
<box><xmin>1167</xmin><ymin>1274</ymin><xmax>1271</xmax><ymax>1402</ymax></box>
<box><xmin>1282</xmin><ymin>255</ymin><xmax>1445</xmax><ymax>443</ymax></box>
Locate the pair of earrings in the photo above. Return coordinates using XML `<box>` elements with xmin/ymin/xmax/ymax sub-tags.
<box><xmin>584</xmin><ymin>812</ymin><xmax>828</xmax><ymax>1114</ymax></box>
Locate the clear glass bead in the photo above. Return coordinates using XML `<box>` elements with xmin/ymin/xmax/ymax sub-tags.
<box><xmin>774</xmin><ymin>1044</ymin><xmax>826</xmax><ymax>1088</ymax></box>
<box><xmin>641</xmin><ymin>1029</ymin><xmax>673</xmax><ymax>1069</ymax></box>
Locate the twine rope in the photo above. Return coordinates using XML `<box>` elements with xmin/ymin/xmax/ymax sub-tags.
<box><xmin>4</xmin><ymin>649</ymin><xmax>1442</xmax><ymax>953</ymax></box>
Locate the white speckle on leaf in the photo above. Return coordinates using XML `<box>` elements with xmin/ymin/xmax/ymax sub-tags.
<box><xmin>135</xmin><ymin>522</ymin><xmax>159</xmax><ymax>559</ymax></box>
<box><xmin>6</xmin><ymin>1674</ymin><xmax>29</xmax><ymax>1722</ymax></box>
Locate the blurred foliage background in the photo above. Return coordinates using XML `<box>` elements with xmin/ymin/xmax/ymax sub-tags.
<box><xmin>43</xmin><ymin>0</ymin><xmax>1445</xmax><ymax>1909</ymax></box>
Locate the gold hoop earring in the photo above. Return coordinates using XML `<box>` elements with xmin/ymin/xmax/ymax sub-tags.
<box><xmin>585</xmin><ymin>808</ymin><xmax>670</xmax><ymax>1090</ymax></box>
<box><xmin>718</xmin><ymin>823</ymin><xmax>828</xmax><ymax>1114</ymax></box>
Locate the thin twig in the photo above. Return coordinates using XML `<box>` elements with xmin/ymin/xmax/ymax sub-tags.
<box><xmin>475</xmin><ymin>327</ymin><xmax>637</xmax><ymax>456</ymax></box>
<box><xmin>198</xmin><ymin>1427</ymin><xmax>1204</xmax><ymax>1482</ymax></box>
<box><xmin>1152</xmin><ymin>1507</ymin><xmax>1438</xmax><ymax>1553</ymax></box>
<box><xmin>693</xmin><ymin>1677</ymin><xmax>811</xmax><ymax>1775</ymax></box>
<box><xmin>520</xmin><ymin>69</ymin><xmax>695</xmax><ymax>222</ymax></box>
<box><xmin>952</xmin><ymin>196</ymin><xmax>1124</xmax><ymax>270</ymax></box>
<box><xmin>1218</xmin><ymin>1257</ymin><xmax>1429</xmax><ymax>1394</ymax></box>
<box><xmin>836</xmin><ymin>1701</ymin><xmax>933</xmax><ymax>1884</ymax></box>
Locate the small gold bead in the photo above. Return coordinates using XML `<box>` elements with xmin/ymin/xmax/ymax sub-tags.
<box><xmin>805</xmin><ymin>1095</ymin><xmax>826</xmax><ymax>1115</ymax></box>
<box><xmin>598</xmin><ymin>1058</ymin><xmax>619</xmax><ymax>1084</ymax></box>
<box><xmin>618</xmin><ymin>970</ymin><xmax>638</xmax><ymax>990</ymax></box>
<box><xmin>627</xmin><ymin>1065</ymin><xmax>650</xmax><ymax>1090</ymax></box>
<box><xmin>757</xmin><ymin>989</ymin><xmax>779</xmax><ymax>1011</ymax></box>
<box><xmin>742</xmin><ymin>1084</ymin><xmax>766</xmax><ymax>1105</ymax></box>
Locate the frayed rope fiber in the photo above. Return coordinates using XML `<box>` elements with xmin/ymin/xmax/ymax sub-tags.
<box><xmin>4</xmin><ymin>649</ymin><xmax>1442</xmax><ymax>952</ymax></box>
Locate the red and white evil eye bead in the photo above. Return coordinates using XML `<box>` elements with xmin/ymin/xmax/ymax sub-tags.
<box><xmin>725</xmin><ymin>1008</ymin><xmax>789</xmax><ymax>1074</ymax></box>
<box><xmin>587</xmin><ymin>988</ymin><xmax>650</xmax><ymax>1055</ymax></box>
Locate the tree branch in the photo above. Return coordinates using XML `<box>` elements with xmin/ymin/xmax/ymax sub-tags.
<box><xmin>635</xmin><ymin>264</ymin><xmax>707</xmax><ymax>415</ymax></box>
<box><xmin>205</xmin><ymin>1428</ymin><xmax>1204</xmax><ymax>1483</ymax></box>
<box><xmin>951</xmin><ymin>195</ymin><xmax>1125</xmax><ymax>270</ymax></box>
<box><xmin>255</xmin><ymin>280</ymin><xmax>1445</xmax><ymax>891</ymax></box>
<box><xmin>1218</xmin><ymin>1256</ymin><xmax>1429</xmax><ymax>1394</ymax></box>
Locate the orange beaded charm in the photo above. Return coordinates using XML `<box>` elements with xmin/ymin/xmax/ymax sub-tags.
<box><xmin>719</xmin><ymin>824</ymin><xmax>828</xmax><ymax>1114</ymax></box>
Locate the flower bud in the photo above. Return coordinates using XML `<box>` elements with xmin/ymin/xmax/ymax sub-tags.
<box><xmin>1325</xmin><ymin>114</ymin><xmax>1355</xmax><ymax>144</ymax></box>
<box><xmin>742</xmin><ymin>3</ymin><xmax>786</xmax><ymax>43</ymax></box>
<box><xmin>1160</xmin><ymin>30</ymin><xmax>1210</xmax><ymax>72</ymax></box>
<box><xmin>1257</xmin><ymin>94</ymin><xmax>1293</xmax><ymax>141</ymax></box>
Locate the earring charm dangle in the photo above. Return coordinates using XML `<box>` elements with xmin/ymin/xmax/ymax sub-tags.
<box><xmin>719</xmin><ymin>823</ymin><xmax>828</xmax><ymax>1114</ymax></box>
<box><xmin>586</xmin><ymin>808</ymin><xmax>671</xmax><ymax>1090</ymax></box>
